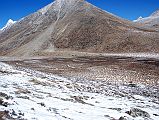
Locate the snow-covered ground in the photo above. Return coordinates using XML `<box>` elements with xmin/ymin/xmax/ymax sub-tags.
<box><xmin>0</xmin><ymin>62</ymin><xmax>159</xmax><ymax>120</ymax></box>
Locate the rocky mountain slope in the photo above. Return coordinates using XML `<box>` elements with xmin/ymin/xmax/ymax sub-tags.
<box><xmin>0</xmin><ymin>0</ymin><xmax>159</xmax><ymax>57</ymax></box>
<box><xmin>134</xmin><ymin>9</ymin><xmax>159</xmax><ymax>30</ymax></box>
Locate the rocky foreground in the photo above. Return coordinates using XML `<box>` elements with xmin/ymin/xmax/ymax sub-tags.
<box><xmin>0</xmin><ymin>56</ymin><xmax>159</xmax><ymax>120</ymax></box>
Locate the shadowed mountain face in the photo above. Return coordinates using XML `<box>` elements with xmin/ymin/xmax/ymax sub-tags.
<box><xmin>0</xmin><ymin>0</ymin><xmax>159</xmax><ymax>57</ymax></box>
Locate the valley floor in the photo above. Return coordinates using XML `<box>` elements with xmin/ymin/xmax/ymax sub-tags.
<box><xmin>0</xmin><ymin>55</ymin><xmax>159</xmax><ymax>120</ymax></box>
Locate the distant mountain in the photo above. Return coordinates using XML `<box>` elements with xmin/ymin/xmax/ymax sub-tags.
<box><xmin>0</xmin><ymin>0</ymin><xmax>159</xmax><ymax>57</ymax></box>
<box><xmin>133</xmin><ymin>16</ymin><xmax>143</xmax><ymax>22</ymax></box>
<box><xmin>134</xmin><ymin>9</ymin><xmax>159</xmax><ymax>30</ymax></box>
<box><xmin>151</xmin><ymin>9</ymin><xmax>159</xmax><ymax>17</ymax></box>
<box><xmin>0</xmin><ymin>19</ymin><xmax>16</xmax><ymax>31</ymax></box>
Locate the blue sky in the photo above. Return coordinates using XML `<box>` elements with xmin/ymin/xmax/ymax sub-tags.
<box><xmin>0</xmin><ymin>0</ymin><xmax>159</xmax><ymax>28</ymax></box>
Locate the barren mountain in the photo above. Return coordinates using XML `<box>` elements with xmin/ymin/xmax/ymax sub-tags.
<box><xmin>0</xmin><ymin>0</ymin><xmax>159</xmax><ymax>57</ymax></box>
<box><xmin>135</xmin><ymin>9</ymin><xmax>159</xmax><ymax>30</ymax></box>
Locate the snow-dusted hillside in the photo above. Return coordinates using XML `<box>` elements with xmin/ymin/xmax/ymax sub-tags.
<box><xmin>134</xmin><ymin>9</ymin><xmax>159</xmax><ymax>22</ymax></box>
<box><xmin>0</xmin><ymin>62</ymin><xmax>159</xmax><ymax>120</ymax></box>
<box><xmin>0</xmin><ymin>19</ymin><xmax>16</xmax><ymax>31</ymax></box>
<box><xmin>134</xmin><ymin>9</ymin><xmax>159</xmax><ymax>30</ymax></box>
<box><xmin>134</xmin><ymin>15</ymin><xmax>159</xmax><ymax>24</ymax></box>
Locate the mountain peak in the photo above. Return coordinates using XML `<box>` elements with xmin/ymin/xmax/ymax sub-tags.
<box><xmin>133</xmin><ymin>16</ymin><xmax>143</xmax><ymax>22</ymax></box>
<box><xmin>38</xmin><ymin>0</ymin><xmax>84</xmax><ymax>15</ymax></box>
<box><xmin>55</xmin><ymin>0</ymin><xmax>84</xmax><ymax>6</ymax></box>
<box><xmin>1</xmin><ymin>0</ymin><xmax>159</xmax><ymax>56</ymax></box>
<box><xmin>7</xmin><ymin>19</ymin><xmax>14</xmax><ymax>23</ymax></box>
<box><xmin>55</xmin><ymin>0</ymin><xmax>84</xmax><ymax>2</ymax></box>
<box><xmin>150</xmin><ymin>9</ymin><xmax>159</xmax><ymax>17</ymax></box>
<box><xmin>137</xmin><ymin>16</ymin><xmax>143</xmax><ymax>20</ymax></box>
<box><xmin>0</xmin><ymin>19</ymin><xmax>16</xmax><ymax>31</ymax></box>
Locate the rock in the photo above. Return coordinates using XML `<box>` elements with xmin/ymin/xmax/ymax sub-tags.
<box><xmin>125</xmin><ymin>108</ymin><xmax>150</xmax><ymax>118</ymax></box>
<box><xmin>11</xmin><ymin>109</ymin><xmax>17</xmax><ymax>116</ymax></box>
<box><xmin>119</xmin><ymin>116</ymin><xmax>127</xmax><ymax>120</ymax></box>
<box><xmin>0</xmin><ymin>111</ymin><xmax>9</xmax><ymax>120</ymax></box>
<box><xmin>108</xmin><ymin>108</ymin><xmax>122</xmax><ymax>111</ymax></box>
<box><xmin>18</xmin><ymin>111</ymin><xmax>24</xmax><ymax>116</ymax></box>
<box><xmin>118</xmin><ymin>116</ymin><xmax>134</xmax><ymax>120</ymax></box>
<box><xmin>0</xmin><ymin>98</ymin><xmax>3</xmax><ymax>105</ymax></box>
<box><xmin>153</xmin><ymin>113</ymin><xmax>159</xmax><ymax>116</ymax></box>
<box><xmin>31</xmin><ymin>108</ymin><xmax>35</xmax><ymax>111</ymax></box>
<box><xmin>17</xmin><ymin>96</ymin><xmax>30</xmax><ymax>100</ymax></box>
<box><xmin>128</xmin><ymin>82</ymin><xmax>137</xmax><ymax>87</ymax></box>
<box><xmin>37</xmin><ymin>102</ymin><xmax>46</xmax><ymax>107</ymax></box>
<box><xmin>0</xmin><ymin>92</ymin><xmax>11</xmax><ymax>99</ymax></box>
<box><xmin>0</xmin><ymin>98</ymin><xmax>9</xmax><ymax>107</ymax></box>
<box><xmin>2</xmin><ymin>102</ymin><xmax>9</xmax><ymax>107</ymax></box>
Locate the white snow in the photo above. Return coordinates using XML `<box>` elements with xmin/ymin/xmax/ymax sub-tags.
<box><xmin>133</xmin><ymin>16</ymin><xmax>143</xmax><ymax>22</ymax></box>
<box><xmin>101</xmin><ymin>52</ymin><xmax>159</xmax><ymax>59</ymax></box>
<box><xmin>134</xmin><ymin>10</ymin><xmax>159</xmax><ymax>25</ymax></box>
<box><xmin>134</xmin><ymin>15</ymin><xmax>159</xmax><ymax>23</ymax></box>
<box><xmin>0</xmin><ymin>62</ymin><xmax>158</xmax><ymax>120</ymax></box>
<box><xmin>0</xmin><ymin>19</ymin><xmax>16</xmax><ymax>31</ymax></box>
<box><xmin>151</xmin><ymin>9</ymin><xmax>159</xmax><ymax>17</ymax></box>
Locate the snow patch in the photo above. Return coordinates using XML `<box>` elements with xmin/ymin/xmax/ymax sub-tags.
<box><xmin>0</xmin><ymin>19</ymin><xmax>16</xmax><ymax>31</ymax></box>
<box><xmin>133</xmin><ymin>16</ymin><xmax>143</xmax><ymax>22</ymax></box>
<box><xmin>134</xmin><ymin>9</ymin><xmax>159</xmax><ymax>25</ymax></box>
<box><xmin>150</xmin><ymin>9</ymin><xmax>159</xmax><ymax>17</ymax></box>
